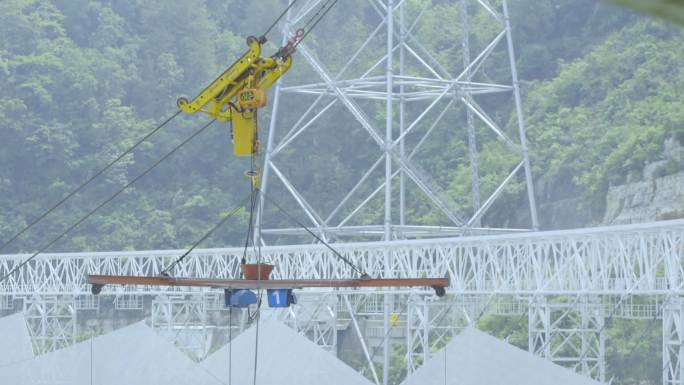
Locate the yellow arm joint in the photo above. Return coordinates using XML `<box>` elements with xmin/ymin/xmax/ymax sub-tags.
<box><xmin>176</xmin><ymin>36</ymin><xmax>262</xmax><ymax>114</ymax></box>
<box><xmin>257</xmin><ymin>55</ymin><xmax>292</xmax><ymax>91</ymax></box>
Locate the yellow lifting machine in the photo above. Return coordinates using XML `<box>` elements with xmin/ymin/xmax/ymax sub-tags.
<box><xmin>176</xmin><ymin>35</ymin><xmax>296</xmax><ymax>158</ymax></box>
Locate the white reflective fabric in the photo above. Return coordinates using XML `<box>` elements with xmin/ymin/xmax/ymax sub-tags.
<box><xmin>201</xmin><ymin>319</ymin><xmax>373</xmax><ymax>385</ymax></box>
<box><xmin>0</xmin><ymin>321</ymin><xmax>223</xmax><ymax>385</ymax></box>
<box><xmin>401</xmin><ymin>327</ymin><xmax>603</xmax><ymax>385</ymax></box>
<box><xmin>0</xmin><ymin>312</ymin><xmax>33</xmax><ymax>367</ymax></box>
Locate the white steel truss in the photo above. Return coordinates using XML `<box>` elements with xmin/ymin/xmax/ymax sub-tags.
<box><xmin>278</xmin><ymin>292</ymin><xmax>339</xmax><ymax>353</ymax></box>
<box><xmin>23</xmin><ymin>294</ymin><xmax>76</xmax><ymax>354</ymax></box>
<box><xmin>529</xmin><ymin>296</ymin><xmax>606</xmax><ymax>381</ymax></box>
<box><xmin>1</xmin><ymin>220</ymin><xmax>681</xmax><ymax>297</ymax></box>
<box><xmin>151</xmin><ymin>294</ymin><xmax>213</xmax><ymax>361</ymax></box>
<box><xmin>406</xmin><ymin>294</ymin><xmax>471</xmax><ymax>372</ymax></box>
<box><xmin>257</xmin><ymin>0</ymin><xmax>539</xmax><ymax>242</ymax></box>
<box><xmin>664</xmin><ymin>297</ymin><xmax>684</xmax><ymax>385</ymax></box>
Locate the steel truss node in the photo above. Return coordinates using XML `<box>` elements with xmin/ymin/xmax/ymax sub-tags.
<box><xmin>257</xmin><ymin>0</ymin><xmax>539</xmax><ymax>244</ymax></box>
<box><xmin>528</xmin><ymin>296</ymin><xmax>605</xmax><ymax>381</ymax></box>
<box><xmin>23</xmin><ymin>294</ymin><xmax>77</xmax><ymax>354</ymax></box>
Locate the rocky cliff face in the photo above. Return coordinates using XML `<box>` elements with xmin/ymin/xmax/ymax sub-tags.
<box><xmin>603</xmin><ymin>137</ymin><xmax>684</xmax><ymax>225</ymax></box>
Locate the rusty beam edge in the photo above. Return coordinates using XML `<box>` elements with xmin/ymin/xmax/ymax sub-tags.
<box><xmin>87</xmin><ymin>274</ymin><xmax>449</xmax><ymax>289</ymax></box>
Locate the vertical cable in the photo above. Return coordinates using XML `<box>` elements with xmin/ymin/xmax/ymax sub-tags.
<box><xmin>443</xmin><ymin>340</ymin><xmax>447</xmax><ymax>385</ymax></box>
<box><xmin>252</xmin><ymin>312</ymin><xmax>260</xmax><ymax>385</ymax></box>
<box><xmin>90</xmin><ymin>334</ymin><xmax>94</xmax><ymax>385</ymax></box>
<box><xmin>229</xmin><ymin>306</ymin><xmax>233</xmax><ymax>385</ymax></box>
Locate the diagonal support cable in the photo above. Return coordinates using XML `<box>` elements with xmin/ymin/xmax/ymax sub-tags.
<box><xmin>0</xmin><ymin>119</ymin><xmax>216</xmax><ymax>285</ymax></box>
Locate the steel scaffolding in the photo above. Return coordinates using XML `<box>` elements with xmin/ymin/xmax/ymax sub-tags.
<box><xmin>151</xmin><ymin>294</ymin><xmax>212</xmax><ymax>360</ymax></box>
<box><xmin>664</xmin><ymin>297</ymin><xmax>684</xmax><ymax>385</ymax></box>
<box><xmin>23</xmin><ymin>294</ymin><xmax>77</xmax><ymax>354</ymax></box>
<box><xmin>529</xmin><ymin>296</ymin><xmax>606</xmax><ymax>381</ymax></box>
<box><xmin>279</xmin><ymin>292</ymin><xmax>339</xmax><ymax>353</ymax></box>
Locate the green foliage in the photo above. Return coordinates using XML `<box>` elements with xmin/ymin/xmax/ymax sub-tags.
<box><xmin>478</xmin><ymin>314</ymin><xmax>527</xmax><ymax>349</ymax></box>
<box><xmin>525</xmin><ymin>21</ymin><xmax>684</xmax><ymax>204</ymax></box>
<box><xmin>605</xmin><ymin>319</ymin><xmax>661</xmax><ymax>384</ymax></box>
<box><xmin>2</xmin><ymin>0</ymin><xmax>680</xmax><ymax>252</ymax></box>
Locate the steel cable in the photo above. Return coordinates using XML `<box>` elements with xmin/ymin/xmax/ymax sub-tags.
<box><xmin>160</xmin><ymin>192</ymin><xmax>253</xmax><ymax>276</ymax></box>
<box><xmin>262</xmin><ymin>0</ymin><xmax>301</xmax><ymax>39</ymax></box>
<box><xmin>295</xmin><ymin>0</ymin><xmax>339</xmax><ymax>47</ymax></box>
<box><xmin>0</xmin><ymin>110</ymin><xmax>181</xmax><ymax>255</ymax></box>
<box><xmin>0</xmin><ymin>119</ymin><xmax>216</xmax><ymax>285</ymax></box>
<box><xmin>261</xmin><ymin>190</ymin><xmax>367</xmax><ymax>277</ymax></box>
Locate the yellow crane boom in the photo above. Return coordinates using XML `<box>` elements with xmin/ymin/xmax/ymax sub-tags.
<box><xmin>176</xmin><ymin>36</ymin><xmax>293</xmax><ymax>157</ymax></box>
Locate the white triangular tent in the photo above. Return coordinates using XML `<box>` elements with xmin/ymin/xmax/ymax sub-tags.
<box><xmin>201</xmin><ymin>318</ymin><xmax>374</xmax><ymax>385</ymax></box>
<box><xmin>0</xmin><ymin>312</ymin><xmax>34</xmax><ymax>366</ymax></box>
<box><xmin>401</xmin><ymin>327</ymin><xmax>604</xmax><ymax>385</ymax></box>
<box><xmin>1</xmin><ymin>321</ymin><xmax>223</xmax><ymax>385</ymax></box>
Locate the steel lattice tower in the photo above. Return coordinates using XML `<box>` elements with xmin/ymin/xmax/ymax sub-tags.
<box><xmin>256</xmin><ymin>1</ymin><xmax>539</xmax><ymax>383</ymax></box>
<box><xmin>257</xmin><ymin>0</ymin><xmax>538</xmax><ymax>246</ymax></box>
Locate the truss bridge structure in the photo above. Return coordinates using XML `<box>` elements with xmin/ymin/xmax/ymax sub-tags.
<box><xmin>1</xmin><ymin>220</ymin><xmax>683</xmax><ymax>383</ymax></box>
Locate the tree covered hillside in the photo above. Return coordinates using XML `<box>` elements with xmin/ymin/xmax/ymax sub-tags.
<box><xmin>524</xmin><ymin>20</ymin><xmax>684</xmax><ymax>225</ymax></box>
<box><xmin>0</xmin><ymin>0</ymin><xmax>682</xmax><ymax>253</ymax></box>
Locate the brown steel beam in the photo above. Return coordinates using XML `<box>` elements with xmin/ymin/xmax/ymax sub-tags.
<box><xmin>88</xmin><ymin>275</ymin><xmax>449</xmax><ymax>296</ymax></box>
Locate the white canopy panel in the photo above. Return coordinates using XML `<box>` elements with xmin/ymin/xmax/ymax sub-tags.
<box><xmin>0</xmin><ymin>312</ymin><xmax>33</xmax><ymax>367</ymax></box>
<box><xmin>1</xmin><ymin>321</ymin><xmax>223</xmax><ymax>385</ymax></box>
<box><xmin>402</xmin><ymin>327</ymin><xmax>603</xmax><ymax>385</ymax></box>
<box><xmin>202</xmin><ymin>318</ymin><xmax>373</xmax><ymax>385</ymax></box>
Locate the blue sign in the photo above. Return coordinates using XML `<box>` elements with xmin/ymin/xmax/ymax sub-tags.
<box><xmin>267</xmin><ymin>289</ymin><xmax>296</xmax><ymax>308</ymax></box>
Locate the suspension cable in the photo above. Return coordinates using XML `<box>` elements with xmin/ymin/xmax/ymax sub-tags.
<box><xmin>252</xmin><ymin>311</ymin><xmax>261</xmax><ymax>385</ymax></box>
<box><xmin>261</xmin><ymin>0</ymin><xmax>301</xmax><ymax>40</ymax></box>
<box><xmin>0</xmin><ymin>119</ymin><xmax>216</xmax><ymax>285</ymax></box>
<box><xmin>229</xmin><ymin>305</ymin><xmax>233</xmax><ymax>385</ymax></box>
<box><xmin>295</xmin><ymin>0</ymin><xmax>339</xmax><ymax>47</ymax></box>
<box><xmin>241</xmin><ymin>188</ymin><xmax>259</xmax><ymax>266</ymax></box>
<box><xmin>160</xmin><ymin>193</ymin><xmax>253</xmax><ymax>276</ymax></box>
<box><xmin>260</xmin><ymin>191</ymin><xmax>367</xmax><ymax>277</ymax></box>
<box><xmin>0</xmin><ymin>110</ymin><xmax>181</xmax><ymax>255</ymax></box>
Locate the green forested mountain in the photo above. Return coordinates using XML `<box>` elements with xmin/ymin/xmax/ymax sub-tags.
<box><xmin>0</xmin><ymin>0</ymin><xmax>682</xmax><ymax>254</ymax></box>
